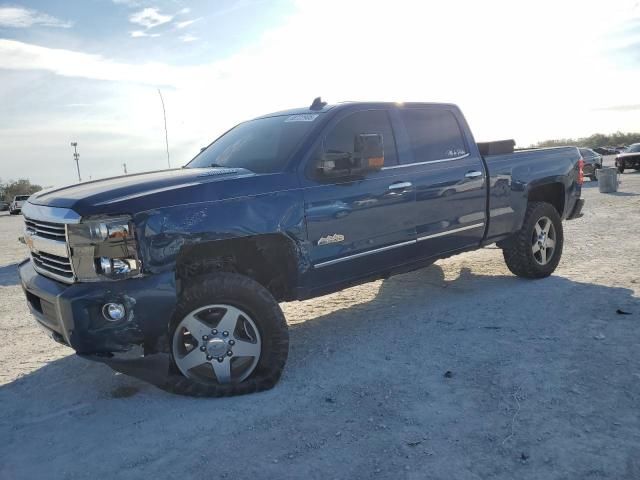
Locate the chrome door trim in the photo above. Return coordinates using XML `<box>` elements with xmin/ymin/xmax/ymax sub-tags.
<box><xmin>381</xmin><ymin>153</ymin><xmax>470</xmax><ymax>170</ymax></box>
<box><xmin>388</xmin><ymin>181</ymin><xmax>412</xmax><ymax>190</ymax></box>
<box><xmin>313</xmin><ymin>239</ymin><xmax>416</xmax><ymax>268</ymax></box>
<box><xmin>417</xmin><ymin>223</ymin><xmax>485</xmax><ymax>242</ymax></box>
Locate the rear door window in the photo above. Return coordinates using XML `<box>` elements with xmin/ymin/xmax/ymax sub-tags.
<box><xmin>399</xmin><ymin>108</ymin><xmax>468</xmax><ymax>163</ymax></box>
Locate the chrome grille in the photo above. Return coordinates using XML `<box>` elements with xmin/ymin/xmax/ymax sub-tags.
<box><xmin>24</xmin><ymin>218</ymin><xmax>66</xmax><ymax>240</ymax></box>
<box><xmin>23</xmin><ymin>215</ymin><xmax>76</xmax><ymax>284</ymax></box>
<box><xmin>31</xmin><ymin>251</ymin><xmax>74</xmax><ymax>280</ymax></box>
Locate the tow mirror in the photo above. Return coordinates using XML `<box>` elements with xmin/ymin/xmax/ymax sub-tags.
<box><xmin>317</xmin><ymin>133</ymin><xmax>384</xmax><ymax>177</ymax></box>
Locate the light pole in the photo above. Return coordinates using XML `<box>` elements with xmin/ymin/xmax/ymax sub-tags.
<box><xmin>158</xmin><ymin>89</ymin><xmax>171</xmax><ymax>169</ymax></box>
<box><xmin>70</xmin><ymin>142</ymin><xmax>81</xmax><ymax>182</ymax></box>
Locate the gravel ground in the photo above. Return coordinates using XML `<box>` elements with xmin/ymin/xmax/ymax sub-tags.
<box><xmin>1</xmin><ymin>158</ymin><xmax>639</xmax><ymax>480</ymax></box>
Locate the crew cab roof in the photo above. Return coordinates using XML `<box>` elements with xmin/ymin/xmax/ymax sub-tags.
<box><xmin>254</xmin><ymin>101</ymin><xmax>461</xmax><ymax>120</ymax></box>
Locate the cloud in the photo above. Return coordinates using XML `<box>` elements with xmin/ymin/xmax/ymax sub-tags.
<box><xmin>130</xmin><ymin>30</ymin><xmax>161</xmax><ymax>38</ymax></box>
<box><xmin>178</xmin><ymin>7</ymin><xmax>191</xmax><ymax>15</ymax></box>
<box><xmin>174</xmin><ymin>18</ymin><xmax>200</xmax><ymax>29</ymax></box>
<box><xmin>0</xmin><ymin>6</ymin><xmax>72</xmax><ymax>28</ymax></box>
<box><xmin>0</xmin><ymin>38</ymin><xmax>187</xmax><ymax>85</ymax></box>
<box><xmin>179</xmin><ymin>34</ymin><xmax>197</xmax><ymax>43</ymax></box>
<box><xmin>594</xmin><ymin>104</ymin><xmax>640</xmax><ymax>112</ymax></box>
<box><xmin>129</xmin><ymin>7</ymin><xmax>172</xmax><ymax>29</ymax></box>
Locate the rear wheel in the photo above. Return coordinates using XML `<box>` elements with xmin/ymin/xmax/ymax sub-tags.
<box><xmin>167</xmin><ymin>272</ymin><xmax>289</xmax><ymax>397</ymax></box>
<box><xmin>501</xmin><ymin>202</ymin><xmax>564</xmax><ymax>279</ymax></box>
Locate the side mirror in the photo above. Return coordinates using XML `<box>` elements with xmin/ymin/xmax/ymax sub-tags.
<box><xmin>317</xmin><ymin>133</ymin><xmax>384</xmax><ymax>177</ymax></box>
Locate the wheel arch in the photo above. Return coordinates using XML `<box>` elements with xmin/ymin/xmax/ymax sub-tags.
<box><xmin>526</xmin><ymin>180</ymin><xmax>566</xmax><ymax>218</ymax></box>
<box><xmin>175</xmin><ymin>233</ymin><xmax>301</xmax><ymax>302</ymax></box>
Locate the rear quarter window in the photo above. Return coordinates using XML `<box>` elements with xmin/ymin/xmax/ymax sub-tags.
<box><xmin>399</xmin><ymin>108</ymin><xmax>468</xmax><ymax>163</ymax></box>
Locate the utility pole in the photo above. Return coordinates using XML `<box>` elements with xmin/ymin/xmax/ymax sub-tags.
<box><xmin>70</xmin><ymin>142</ymin><xmax>81</xmax><ymax>182</ymax></box>
<box><xmin>158</xmin><ymin>89</ymin><xmax>171</xmax><ymax>169</ymax></box>
<box><xmin>122</xmin><ymin>162</ymin><xmax>128</xmax><ymax>175</ymax></box>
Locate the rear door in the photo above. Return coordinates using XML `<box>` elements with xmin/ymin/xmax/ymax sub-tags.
<box><xmin>390</xmin><ymin>106</ymin><xmax>487</xmax><ymax>257</ymax></box>
<box><xmin>301</xmin><ymin>108</ymin><xmax>417</xmax><ymax>289</ymax></box>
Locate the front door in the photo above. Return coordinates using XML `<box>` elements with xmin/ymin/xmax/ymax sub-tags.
<box><xmin>301</xmin><ymin>109</ymin><xmax>417</xmax><ymax>290</ymax></box>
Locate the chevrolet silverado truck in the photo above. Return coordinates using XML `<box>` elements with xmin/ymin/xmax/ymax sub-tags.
<box><xmin>19</xmin><ymin>100</ymin><xmax>585</xmax><ymax>396</ymax></box>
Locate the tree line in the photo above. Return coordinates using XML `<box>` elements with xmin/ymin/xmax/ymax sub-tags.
<box><xmin>0</xmin><ymin>179</ymin><xmax>43</xmax><ymax>202</ymax></box>
<box><xmin>532</xmin><ymin>131</ymin><xmax>640</xmax><ymax>149</ymax></box>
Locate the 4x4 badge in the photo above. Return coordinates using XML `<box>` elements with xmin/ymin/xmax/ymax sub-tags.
<box><xmin>317</xmin><ymin>234</ymin><xmax>345</xmax><ymax>246</ymax></box>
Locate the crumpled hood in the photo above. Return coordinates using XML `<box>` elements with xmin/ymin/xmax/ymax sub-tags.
<box><xmin>28</xmin><ymin>167</ymin><xmax>267</xmax><ymax>217</ymax></box>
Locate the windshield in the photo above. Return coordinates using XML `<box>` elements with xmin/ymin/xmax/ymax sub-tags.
<box><xmin>15</xmin><ymin>195</ymin><xmax>29</xmax><ymax>201</ymax></box>
<box><xmin>186</xmin><ymin>114</ymin><xmax>321</xmax><ymax>173</ymax></box>
<box><xmin>625</xmin><ymin>144</ymin><xmax>640</xmax><ymax>153</ymax></box>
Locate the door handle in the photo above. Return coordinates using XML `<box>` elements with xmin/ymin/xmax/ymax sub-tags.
<box><xmin>465</xmin><ymin>171</ymin><xmax>483</xmax><ymax>178</ymax></box>
<box><xmin>388</xmin><ymin>181</ymin><xmax>412</xmax><ymax>190</ymax></box>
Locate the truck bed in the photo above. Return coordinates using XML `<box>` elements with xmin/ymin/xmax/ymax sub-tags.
<box><xmin>481</xmin><ymin>146</ymin><xmax>582</xmax><ymax>242</ymax></box>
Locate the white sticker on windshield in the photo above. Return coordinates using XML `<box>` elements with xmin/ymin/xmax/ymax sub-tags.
<box><xmin>285</xmin><ymin>114</ymin><xmax>319</xmax><ymax>122</ymax></box>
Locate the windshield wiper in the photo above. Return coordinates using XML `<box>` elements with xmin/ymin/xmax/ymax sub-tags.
<box><xmin>208</xmin><ymin>163</ymin><xmax>225</xmax><ymax>168</ymax></box>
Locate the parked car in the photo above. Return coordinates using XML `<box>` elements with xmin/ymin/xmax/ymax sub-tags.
<box><xmin>578</xmin><ymin>148</ymin><xmax>602</xmax><ymax>181</ymax></box>
<box><xmin>593</xmin><ymin>147</ymin><xmax>616</xmax><ymax>156</ymax></box>
<box><xmin>0</xmin><ymin>201</ymin><xmax>9</xmax><ymax>211</ymax></box>
<box><xmin>9</xmin><ymin>195</ymin><xmax>30</xmax><ymax>215</ymax></box>
<box><xmin>615</xmin><ymin>143</ymin><xmax>640</xmax><ymax>173</ymax></box>
<box><xmin>18</xmin><ymin>100</ymin><xmax>584</xmax><ymax>396</ymax></box>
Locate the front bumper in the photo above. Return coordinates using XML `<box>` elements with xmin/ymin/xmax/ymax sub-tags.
<box><xmin>19</xmin><ymin>259</ymin><xmax>176</xmax><ymax>354</ymax></box>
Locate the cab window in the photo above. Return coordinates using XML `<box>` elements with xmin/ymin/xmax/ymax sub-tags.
<box><xmin>322</xmin><ymin>110</ymin><xmax>398</xmax><ymax>167</ymax></box>
<box><xmin>399</xmin><ymin>108</ymin><xmax>468</xmax><ymax>163</ymax></box>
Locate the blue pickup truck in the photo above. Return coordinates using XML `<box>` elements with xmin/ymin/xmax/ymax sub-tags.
<box><xmin>19</xmin><ymin>100</ymin><xmax>585</xmax><ymax>396</ymax></box>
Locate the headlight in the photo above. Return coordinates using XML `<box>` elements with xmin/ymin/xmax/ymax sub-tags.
<box><xmin>67</xmin><ymin>216</ymin><xmax>142</xmax><ymax>281</ymax></box>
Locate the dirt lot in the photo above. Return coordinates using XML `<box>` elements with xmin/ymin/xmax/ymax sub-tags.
<box><xmin>1</xmin><ymin>160</ymin><xmax>639</xmax><ymax>480</ymax></box>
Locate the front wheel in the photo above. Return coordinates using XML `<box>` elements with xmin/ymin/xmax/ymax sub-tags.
<box><xmin>167</xmin><ymin>272</ymin><xmax>289</xmax><ymax>397</ymax></box>
<box><xmin>617</xmin><ymin>165</ymin><xmax>625</xmax><ymax>174</ymax></box>
<box><xmin>501</xmin><ymin>202</ymin><xmax>564</xmax><ymax>279</ymax></box>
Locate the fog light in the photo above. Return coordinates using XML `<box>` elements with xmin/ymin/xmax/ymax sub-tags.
<box><xmin>102</xmin><ymin>303</ymin><xmax>126</xmax><ymax>321</ymax></box>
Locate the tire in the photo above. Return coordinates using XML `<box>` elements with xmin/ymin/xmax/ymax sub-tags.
<box><xmin>501</xmin><ymin>202</ymin><xmax>564</xmax><ymax>279</ymax></box>
<box><xmin>166</xmin><ymin>272</ymin><xmax>289</xmax><ymax>397</ymax></box>
<box><xmin>589</xmin><ymin>175</ymin><xmax>597</xmax><ymax>182</ymax></box>
<box><xmin>9</xmin><ymin>210</ymin><xmax>16</xmax><ymax>215</ymax></box>
<box><xmin>617</xmin><ymin>166</ymin><xmax>625</xmax><ymax>174</ymax></box>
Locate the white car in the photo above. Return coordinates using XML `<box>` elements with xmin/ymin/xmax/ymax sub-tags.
<box><xmin>9</xmin><ymin>195</ymin><xmax>30</xmax><ymax>215</ymax></box>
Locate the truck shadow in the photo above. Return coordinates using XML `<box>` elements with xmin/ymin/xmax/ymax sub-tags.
<box><xmin>1</xmin><ymin>262</ymin><xmax>639</xmax><ymax>478</ymax></box>
<box><xmin>0</xmin><ymin>263</ymin><xmax>20</xmax><ymax>287</ymax></box>
<box><xmin>1</xmin><ymin>263</ymin><xmax>637</xmax><ymax>402</ymax></box>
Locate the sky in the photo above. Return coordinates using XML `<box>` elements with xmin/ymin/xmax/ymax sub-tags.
<box><xmin>1</xmin><ymin>0</ymin><xmax>639</xmax><ymax>188</ymax></box>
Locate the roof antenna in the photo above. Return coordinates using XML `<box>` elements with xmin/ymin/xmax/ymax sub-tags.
<box><xmin>309</xmin><ymin>96</ymin><xmax>327</xmax><ymax>111</ymax></box>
